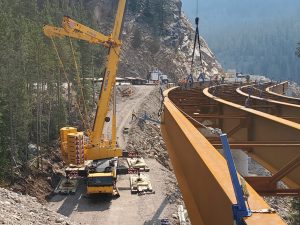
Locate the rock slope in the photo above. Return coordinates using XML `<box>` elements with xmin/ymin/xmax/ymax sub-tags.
<box><xmin>0</xmin><ymin>188</ymin><xmax>76</xmax><ymax>225</ymax></box>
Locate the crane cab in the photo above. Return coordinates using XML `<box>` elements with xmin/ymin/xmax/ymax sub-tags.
<box><xmin>87</xmin><ymin>173</ymin><xmax>114</xmax><ymax>194</ymax></box>
<box><xmin>86</xmin><ymin>158</ymin><xmax>118</xmax><ymax>195</ymax></box>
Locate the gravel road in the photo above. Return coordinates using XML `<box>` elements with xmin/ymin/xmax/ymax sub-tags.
<box><xmin>103</xmin><ymin>85</ymin><xmax>155</xmax><ymax>148</ymax></box>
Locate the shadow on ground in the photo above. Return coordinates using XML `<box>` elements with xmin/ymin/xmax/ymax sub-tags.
<box><xmin>143</xmin><ymin>197</ymin><xmax>169</xmax><ymax>225</ymax></box>
<box><xmin>49</xmin><ymin>180</ymin><xmax>113</xmax><ymax>217</ymax></box>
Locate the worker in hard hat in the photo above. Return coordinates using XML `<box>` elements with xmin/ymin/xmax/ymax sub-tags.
<box><xmin>187</xmin><ymin>73</ymin><xmax>194</xmax><ymax>89</ymax></box>
<box><xmin>198</xmin><ymin>71</ymin><xmax>205</xmax><ymax>85</ymax></box>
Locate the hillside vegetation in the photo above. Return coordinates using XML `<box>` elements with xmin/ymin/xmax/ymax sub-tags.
<box><xmin>0</xmin><ymin>0</ymin><xmax>104</xmax><ymax>182</ymax></box>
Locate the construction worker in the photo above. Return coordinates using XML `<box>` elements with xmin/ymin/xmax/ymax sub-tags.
<box><xmin>187</xmin><ymin>73</ymin><xmax>194</xmax><ymax>88</ymax></box>
<box><xmin>198</xmin><ymin>71</ymin><xmax>205</xmax><ymax>85</ymax></box>
<box><xmin>182</xmin><ymin>77</ymin><xmax>187</xmax><ymax>90</ymax></box>
<box><xmin>246</xmin><ymin>75</ymin><xmax>250</xmax><ymax>83</ymax></box>
<box><xmin>221</xmin><ymin>75</ymin><xmax>225</xmax><ymax>84</ymax></box>
<box><xmin>178</xmin><ymin>78</ymin><xmax>183</xmax><ymax>90</ymax></box>
<box><xmin>214</xmin><ymin>74</ymin><xmax>220</xmax><ymax>85</ymax></box>
<box><xmin>209</xmin><ymin>76</ymin><xmax>213</xmax><ymax>86</ymax></box>
<box><xmin>245</xmin><ymin>96</ymin><xmax>252</xmax><ymax>107</ymax></box>
<box><xmin>131</xmin><ymin>110</ymin><xmax>137</xmax><ymax>121</ymax></box>
<box><xmin>245</xmin><ymin>91</ymin><xmax>252</xmax><ymax>107</ymax></box>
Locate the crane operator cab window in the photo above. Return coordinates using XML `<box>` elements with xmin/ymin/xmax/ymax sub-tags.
<box><xmin>87</xmin><ymin>176</ymin><xmax>113</xmax><ymax>187</ymax></box>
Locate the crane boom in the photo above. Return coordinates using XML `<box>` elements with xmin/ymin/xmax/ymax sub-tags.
<box><xmin>43</xmin><ymin>0</ymin><xmax>127</xmax><ymax>159</ymax></box>
<box><xmin>91</xmin><ymin>0</ymin><xmax>126</xmax><ymax>147</ymax></box>
<box><xmin>43</xmin><ymin>16</ymin><xmax>121</xmax><ymax>47</ymax></box>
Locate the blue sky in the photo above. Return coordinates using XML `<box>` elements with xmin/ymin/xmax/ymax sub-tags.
<box><xmin>181</xmin><ymin>0</ymin><xmax>199</xmax><ymax>20</ymax></box>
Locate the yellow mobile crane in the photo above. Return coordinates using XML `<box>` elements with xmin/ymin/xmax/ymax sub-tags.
<box><xmin>43</xmin><ymin>0</ymin><xmax>127</xmax><ymax>195</ymax></box>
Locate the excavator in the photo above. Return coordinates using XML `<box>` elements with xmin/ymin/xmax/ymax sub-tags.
<box><xmin>43</xmin><ymin>0</ymin><xmax>127</xmax><ymax>195</ymax></box>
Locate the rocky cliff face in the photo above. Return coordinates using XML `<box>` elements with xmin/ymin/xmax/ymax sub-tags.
<box><xmin>88</xmin><ymin>0</ymin><xmax>222</xmax><ymax>81</ymax></box>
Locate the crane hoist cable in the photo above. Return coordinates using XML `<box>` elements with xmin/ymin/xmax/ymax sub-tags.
<box><xmin>50</xmin><ymin>37</ymin><xmax>90</xmax><ymax>132</ymax></box>
<box><xmin>68</xmin><ymin>38</ymin><xmax>90</xmax><ymax>130</ymax></box>
<box><xmin>190</xmin><ymin>17</ymin><xmax>203</xmax><ymax>74</ymax></box>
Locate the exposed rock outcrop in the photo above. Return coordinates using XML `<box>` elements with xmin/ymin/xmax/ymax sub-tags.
<box><xmin>89</xmin><ymin>0</ymin><xmax>222</xmax><ymax>81</ymax></box>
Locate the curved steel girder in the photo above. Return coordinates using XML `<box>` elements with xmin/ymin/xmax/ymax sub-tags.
<box><xmin>203</xmin><ymin>87</ymin><xmax>300</xmax><ymax>188</ymax></box>
<box><xmin>266</xmin><ymin>81</ymin><xmax>300</xmax><ymax>102</ymax></box>
<box><xmin>236</xmin><ymin>85</ymin><xmax>300</xmax><ymax>123</ymax></box>
<box><xmin>237</xmin><ymin>85</ymin><xmax>300</xmax><ymax>108</ymax></box>
<box><xmin>161</xmin><ymin>88</ymin><xmax>284</xmax><ymax>225</ymax></box>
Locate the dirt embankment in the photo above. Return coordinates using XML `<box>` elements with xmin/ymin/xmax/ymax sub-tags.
<box><xmin>125</xmin><ymin>87</ymin><xmax>172</xmax><ymax>170</ymax></box>
<box><xmin>9</xmin><ymin>147</ymin><xmax>64</xmax><ymax>203</ymax></box>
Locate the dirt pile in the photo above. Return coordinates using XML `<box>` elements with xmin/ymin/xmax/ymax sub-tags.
<box><xmin>0</xmin><ymin>187</ymin><xmax>76</xmax><ymax>225</ymax></box>
<box><xmin>11</xmin><ymin>146</ymin><xmax>64</xmax><ymax>203</ymax></box>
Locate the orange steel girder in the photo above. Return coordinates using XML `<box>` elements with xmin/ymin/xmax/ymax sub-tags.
<box><xmin>266</xmin><ymin>82</ymin><xmax>300</xmax><ymax>105</ymax></box>
<box><xmin>161</xmin><ymin>88</ymin><xmax>285</xmax><ymax>225</ymax></box>
<box><xmin>202</xmin><ymin>86</ymin><xmax>300</xmax><ymax>189</ymax></box>
<box><xmin>169</xmin><ymin>84</ymin><xmax>300</xmax><ymax>188</ymax></box>
<box><xmin>237</xmin><ymin>85</ymin><xmax>300</xmax><ymax>123</ymax></box>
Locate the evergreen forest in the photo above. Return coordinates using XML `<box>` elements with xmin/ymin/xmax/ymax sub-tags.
<box><xmin>0</xmin><ymin>0</ymin><xmax>107</xmax><ymax>182</ymax></box>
